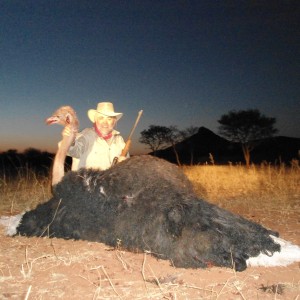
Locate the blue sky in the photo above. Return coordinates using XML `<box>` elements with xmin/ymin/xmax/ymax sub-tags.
<box><xmin>1</xmin><ymin>0</ymin><xmax>299</xmax><ymax>154</ymax></box>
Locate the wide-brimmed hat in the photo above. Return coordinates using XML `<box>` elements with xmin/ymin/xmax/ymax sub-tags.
<box><xmin>87</xmin><ymin>102</ymin><xmax>123</xmax><ymax>122</ymax></box>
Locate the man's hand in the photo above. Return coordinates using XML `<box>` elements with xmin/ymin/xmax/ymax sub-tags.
<box><xmin>62</xmin><ymin>125</ymin><xmax>77</xmax><ymax>147</ymax></box>
<box><xmin>62</xmin><ymin>125</ymin><xmax>77</xmax><ymax>137</ymax></box>
<box><xmin>117</xmin><ymin>156</ymin><xmax>127</xmax><ymax>163</ymax></box>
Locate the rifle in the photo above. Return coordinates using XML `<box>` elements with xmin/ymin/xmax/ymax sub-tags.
<box><xmin>111</xmin><ymin>110</ymin><xmax>143</xmax><ymax>166</ymax></box>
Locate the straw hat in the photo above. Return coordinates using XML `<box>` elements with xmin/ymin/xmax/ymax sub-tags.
<box><xmin>87</xmin><ymin>102</ymin><xmax>123</xmax><ymax>122</ymax></box>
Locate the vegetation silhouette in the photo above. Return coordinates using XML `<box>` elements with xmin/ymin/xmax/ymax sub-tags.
<box><xmin>218</xmin><ymin>109</ymin><xmax>278</xmax><ymax>167</ymax></box>
<box><xmin>0</xmin><ymin>148</ymin><xmax>71</xmax><ymax>179</ymax></box>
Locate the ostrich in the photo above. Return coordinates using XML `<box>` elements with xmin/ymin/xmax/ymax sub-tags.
<box><xmin>1</xmin><ymin>106</ymin><xmax>300</xmax><ymax>271</ymax></box>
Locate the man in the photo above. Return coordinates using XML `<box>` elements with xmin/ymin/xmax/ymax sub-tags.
<box><xmin>64</xmin><ymin>102</ymin><xmax>128</xmax><ymax>170</ymax></box>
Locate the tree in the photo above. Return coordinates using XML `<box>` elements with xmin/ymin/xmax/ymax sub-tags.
<box><xmin>139</xmin><ymin>125</ymin><xmax>185</xmax><ymax>165</ymax></box>
<box><xmin>139</xmin><ymin>125</ymin><xmax>172</xmax><ymax>156</ymax></box>
<box><xmin>218</xmin><ymin>109</ymin><xmax>278</xmax><ymax>167</ymax></box>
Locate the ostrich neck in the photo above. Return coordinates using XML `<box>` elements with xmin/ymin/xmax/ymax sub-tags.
<box><xmin>52</xmin><ymin>133</ymin><xmax>74</xmax><ymax>186</ymax></box>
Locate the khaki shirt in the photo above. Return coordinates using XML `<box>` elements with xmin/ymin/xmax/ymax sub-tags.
<box><xmin>67</xmin><ymin>127</ymin><xmax>126</xmax><ymax>171</ymax></box>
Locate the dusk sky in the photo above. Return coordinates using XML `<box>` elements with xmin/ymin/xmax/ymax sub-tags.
<box><xmin>1</xmin><ymin>1</ymin><xmax>299</xmax><ymax>155</ymax></box>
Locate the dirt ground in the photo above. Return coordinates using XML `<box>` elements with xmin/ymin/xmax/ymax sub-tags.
<box><xmin>0</xmin><ymin>209</ymin><xmax>299</xmax><ymax>300</ymax></box>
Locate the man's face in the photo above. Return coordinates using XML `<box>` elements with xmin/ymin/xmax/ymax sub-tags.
<box><xmin>95</xmin><ymin>114</ymin><xmax>116</xmax><ymax>135</ymax></box>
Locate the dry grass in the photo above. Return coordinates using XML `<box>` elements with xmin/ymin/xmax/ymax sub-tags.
<box><xmin>0</xmin><ymin>169</ymin><xmax>51</xmax><ymax>214</ymax></box>
<box><xmin>0</xmin><ymin>160</ymin><xmax>300</xmax><ymax>299</ymax></box>
<box><xmin>183</xmin><ymin>161</ymin><xmax>300</xmax><ymax>215</ymax></box>
<box><xmin>1</xmin><ymin>160</ymin><xmax>299</xmax><ymax>215</ymax></box>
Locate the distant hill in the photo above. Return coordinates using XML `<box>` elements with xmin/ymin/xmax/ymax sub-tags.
<box><xmin>152</xmin><ymin>127</ymin><xmax>300</xmax><ymax>165</ymax></box>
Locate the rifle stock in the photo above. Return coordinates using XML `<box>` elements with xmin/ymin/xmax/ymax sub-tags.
<box><xmin>121</xmin><ymin>139</ymin><xmax>131</xmax><ymax>157</ymax></box>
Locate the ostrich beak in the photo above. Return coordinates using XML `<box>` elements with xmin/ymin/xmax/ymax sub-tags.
<box><xmin>45</xmin><ymin>116</ymin><xmax>61</xmax><ymax>125</ymax></box>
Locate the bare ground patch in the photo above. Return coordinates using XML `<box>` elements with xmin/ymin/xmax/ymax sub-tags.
<box><xmin>0</xmin><ymin>209</ymin><xmax>299</xmax><ymax>300</ymax></box>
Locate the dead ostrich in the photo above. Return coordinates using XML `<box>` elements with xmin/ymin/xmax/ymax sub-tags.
<box><xmin>1</xmin><ymin>107</ymin><xmax>300</xmax><ymax>272</ymax></box>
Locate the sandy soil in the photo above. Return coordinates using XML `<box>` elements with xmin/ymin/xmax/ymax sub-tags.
<box><xmin>0</xmin><ymin>209</ymin><xmax>299</xmax><ymax>300</ymax></box>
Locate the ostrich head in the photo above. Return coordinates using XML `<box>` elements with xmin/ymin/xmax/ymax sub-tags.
<box><xmin>45</xmin><ymin>106</ymin><xmax>79</xmax><ymax>129</ymax></box>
